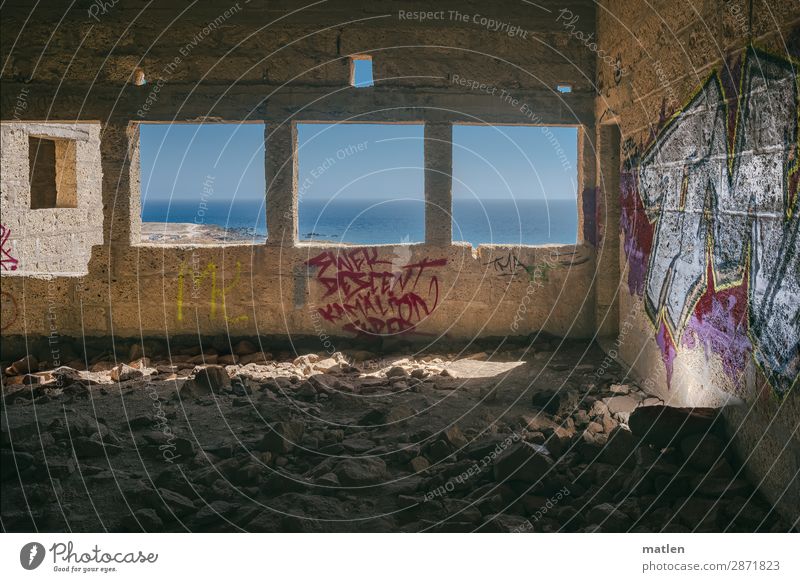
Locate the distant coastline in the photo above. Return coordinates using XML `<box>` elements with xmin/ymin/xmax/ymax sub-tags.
<box><xmin>141</xmin><ymin>222</ymin><xmax>262</xmax><ymax>244</ymax></box>
<box><xmin>141</xmin><ymin>198</ymin><xmax>578</xmax><ymax>246</ymax></box>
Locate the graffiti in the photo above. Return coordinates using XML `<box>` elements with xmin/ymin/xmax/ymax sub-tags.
<box><xmin>582</xmin><ymin>187</ymin><xmax>599</xmax><ymax>246</ymax></box>
<box><xmin>177</xmin><ymin>260</ymin><xmax>249</xmax><ymax>325</ymax></box>
<box><xmin>629</xmin><ymin>47</ymin><xmax>799</xmax><ymax>394</ymax></box>
<box><xmin>682</xmin><ymin>267</ymin><xmax>751</xmax><ymax>382</ymax></box>
<box><xmin>621</xmin><ymin>172</ymin><xmax>653</xmax><ymax>297</ymax></box>
<box><xmin>485</xmin><ymin>252</ymin><xmax>530</xmax><ymax>277</ymax></box>
<box><xmin>485</xmin><ymin>252</ymin><xmax>548</xmax><ymax>282</ymax></box>
<box><xmin>621</xmin><ymin>137</ymin><xmax>641</xmax><ymax>169</ymax></box>
<box><xmin>486</xmin><ymin>250</ymin><xmax>585</xmax><ymax>284</ymax></box>
<box><xmin>1</xmin><ymin>291</ymin><xmax>18</xmax><ymax>331</ymax></box>
<box><xmin>1</xmin><ymin>223</ymin><xmax>19</xmax><ymax>271</ymax></box>
<box><xmin>306</xmin><ymin>247</ymin><xmax>446</xmax><ymax>336</ymax></box>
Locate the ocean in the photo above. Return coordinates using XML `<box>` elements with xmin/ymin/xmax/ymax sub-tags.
<box><xmin>141</xmin><ymin>198</ymin><xmax>578</xmax><ymax>246</ymax></box>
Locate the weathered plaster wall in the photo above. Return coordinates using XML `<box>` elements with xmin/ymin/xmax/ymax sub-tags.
<box><xmin>0</xmin><ymin>1</ymin><xmax>600</xmax><ymax>346</ymax></box>
<box><xmin>596</xmin><ymin>0</ymin><xmax>799</xmax><ymax>519</ymax></box>
<box><xmin>0</xmin><ymin>122</ymin><xmax>103</xmax><ymax>275</ymax></box>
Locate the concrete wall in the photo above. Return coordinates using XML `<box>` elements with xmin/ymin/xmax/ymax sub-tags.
<box><xmin>0</xmin><ymin>1</ymin><xmax>601</xmax><ymax>345</ymax></box>
<box><xmin>595</xmin><ymin>0</ymin><xmax>799</xmax><ymax>518</ymax></box>
<box><xmin>2</xmin><ymin>0</ymin><xmax>797</xmax><ymax>519</ymax></box>
<box><xmin>0</xmin><ymin>123</ymin><xmax>102</xmax><ymax>275</ymax></box>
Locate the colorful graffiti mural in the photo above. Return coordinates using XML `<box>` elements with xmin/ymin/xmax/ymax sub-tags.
<box><xmin>1</xmin><ymin>223</ymin><xmax>18</xmax><ymax>271</ymax></box>
<box><xmin>625</xmin><ymin>47</ymin><xmax>799</xmax><ymax>394</ymax></box>
<box><xmin>306</xmin><ymin>247</ymin><xmax>446</xmax><ymax>336</ymax></box>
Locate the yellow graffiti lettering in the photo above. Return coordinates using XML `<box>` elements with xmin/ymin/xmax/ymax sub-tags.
<box><xmin>177</xmin><ymin>260</ymin><xmax>248</xmax><ymax>325</ymax></box>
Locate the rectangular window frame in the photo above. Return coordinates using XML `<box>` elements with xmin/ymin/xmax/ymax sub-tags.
<box><xmin>448</xmin><ymin>121</ymin><xmax>584</xmax><ymax>249</ymax></box>
<box><xmin>131</xmin><ymin>120</ymin><xmax>268</xmax><ymax>248</ymax></box>
<box><xmin>295</xmin><ymin>120</ymin><xmax>426</xmax><ymax>246</ymax></box>
<box><xmin>29</xmin><ymin>135</ymin><xmax>78</xmax><ymax>209</ymax></box>
<box><xmin>128</xmin><ymin>119</ymin><xmax>593</xmax><ymax>251</ymax></box>
<box><xmin>349</xmin><ymin>55</ymin><xmax>374</xmax><ymax>88</ymax></box>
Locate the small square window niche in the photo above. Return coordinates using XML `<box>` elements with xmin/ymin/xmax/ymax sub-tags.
<box><xmin>350</xmin><ymin>56</ymin><xmax>373</xmax><ymax>88</ymax></box>
<box><xmin>29</xmin><ymin>136</ymin><xmax>78</xmax><ymax>209</ymax></box>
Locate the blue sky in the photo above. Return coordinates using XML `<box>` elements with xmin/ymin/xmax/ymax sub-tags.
<box><xmin>297</xmin><ymin>123</ymin><xmax>424</xmax><ymax>200</ymax></box>
<box><xmin>139</xmin><ymin>123</ymin><xmax>266</xmax><ymax>203</ymax></box>
<box><xmin>352</xmin><ymin>58</ymin><xmax>373</xmax><ymax>87</ymax></box>
<box><xmin>452</xmin><ymin>125</ymin><xmax>577</xmax><ymax>200</ymax></box>
<box><xmin>139</xmin><ymin>122</ymin><xmax>578</xmax><ymax>204</ymax></box>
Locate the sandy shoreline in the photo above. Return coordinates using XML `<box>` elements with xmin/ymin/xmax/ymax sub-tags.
<box><xmin>141</xmin><ymin>222</ymin><xmax>263</xmax><ymax>245</ymax></box>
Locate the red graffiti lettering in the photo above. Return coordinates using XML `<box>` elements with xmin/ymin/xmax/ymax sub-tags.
<box><xmin>307</xmin><ymin>248</ymin><xmax>446</xmax><ymax>336</ymax></box>
<box><xmin>1</xmin><ymin>224</ymin><xmax>19</xmax><ymax>271</ymax></box>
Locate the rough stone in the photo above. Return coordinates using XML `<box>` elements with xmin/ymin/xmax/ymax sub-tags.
<box><xmin>5</xmin><ymin>355</ymin><xmax>38</xmax><ymax>375</ymax></box>
<box><xmin>234</xmin><ymin>340</ymin><xmax>258</xmax><ymax>356</ymax></box>
<box><xmin>605</xmin><ymin>395</ymin><xmax>639</xmax><ymax>416</ymax></box>
<box><xmin>441</xmin><ymin>425</ymin><xmax>468</xmax><ymax>449</ymax></box>
<box><xmin>587</xmin><ymin>503</ymin><xmax>630</xmax><ymax>531</ymax></box>
<box><xmin>600</xmin><ymin>426</ymin><xmax>638</xmax><ymax>466</ymax></box>
<box><xmin>532</xmin><ymin>389</ymin><xmax>581</xmax><ymax>417</ymax></box>
<box><xmin>680</xmin><ymin>433</ymin><xmax>726</xmax><ymax>471</ymax></box>
<box><xmin>258</xmin><ymin>421</ymin><xmax>305</xmax><ymax>454</ymax></box>
<box><xmin>409</xmin><ymin>456</ymin><xmax>430</xmax><ymax>472</ymax></box>
<box><xmin>629</xmin><ymin>406</ymin><xmax>719</xmax><ymax>448</ymax></box>
<box><xmin>386</xmin><ymin>366</ymin><xmax>409</xmax><ymax>378</ymax></box>
<box><xmin>493</xmin><ymin>442</ymin><xmax>553</xmax><ymax>483</ymax></box>
<box><xmin>334</xmin><ymin>457</ymin><xmax>387</xmax><ymax>486</ymax></box>
<box><xmin>182</xmin><ymin>365</ymin><xmax>230</xmax><ymax>397</ymax></box>
<box><xmin>110</xmin><ymin>363</ymin><xmax>144</xmax><ymax>382</ymax></box>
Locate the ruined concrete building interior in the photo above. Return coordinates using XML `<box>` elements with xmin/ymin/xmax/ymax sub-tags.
<box><xmin>0</xmin><ymin>0</ymin><xmax>799</xmax><ymax>552</ymax></box>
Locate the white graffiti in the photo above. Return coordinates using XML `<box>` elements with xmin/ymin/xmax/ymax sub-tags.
<box><xmin>638</xmin><ymin>48</ymin><xmax>799</xmax><ymax>393</ymax></box>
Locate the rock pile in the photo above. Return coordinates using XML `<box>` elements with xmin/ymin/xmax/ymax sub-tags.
<box><xmin>0</xmin><ymin>341</ymin><xmax>791</xmax><ymax>533</ymax></box>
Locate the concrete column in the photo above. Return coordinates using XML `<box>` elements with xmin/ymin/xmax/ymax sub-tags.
<box><xmin>424</xmin><ymin>122</ymin><xmax>452</xmax><ymax>246</ymax></box>
<box><xmin>577</xmin><ymin>125</ymin><xmax>598</xmax><ymax>246</ymax></box>
<box><xmin>266</xmin><ymin>121</ymin><xmax>298</xmax><ymax>246</ymax></box>
<box><xmin>594</xmin><ymin>123</ymin><xmax>621</xmax><ymax>338</ymax></box>
<box><xmin>101</xmin><ymin>122</ymin><xmax>140</xmax><ymax>245</ymax></box>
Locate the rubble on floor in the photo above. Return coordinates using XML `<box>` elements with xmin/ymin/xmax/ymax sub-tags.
<box><xmin>0</xmin><ymin>341</ymin><xmax>791</xmax><ymax>532</ymax></box>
